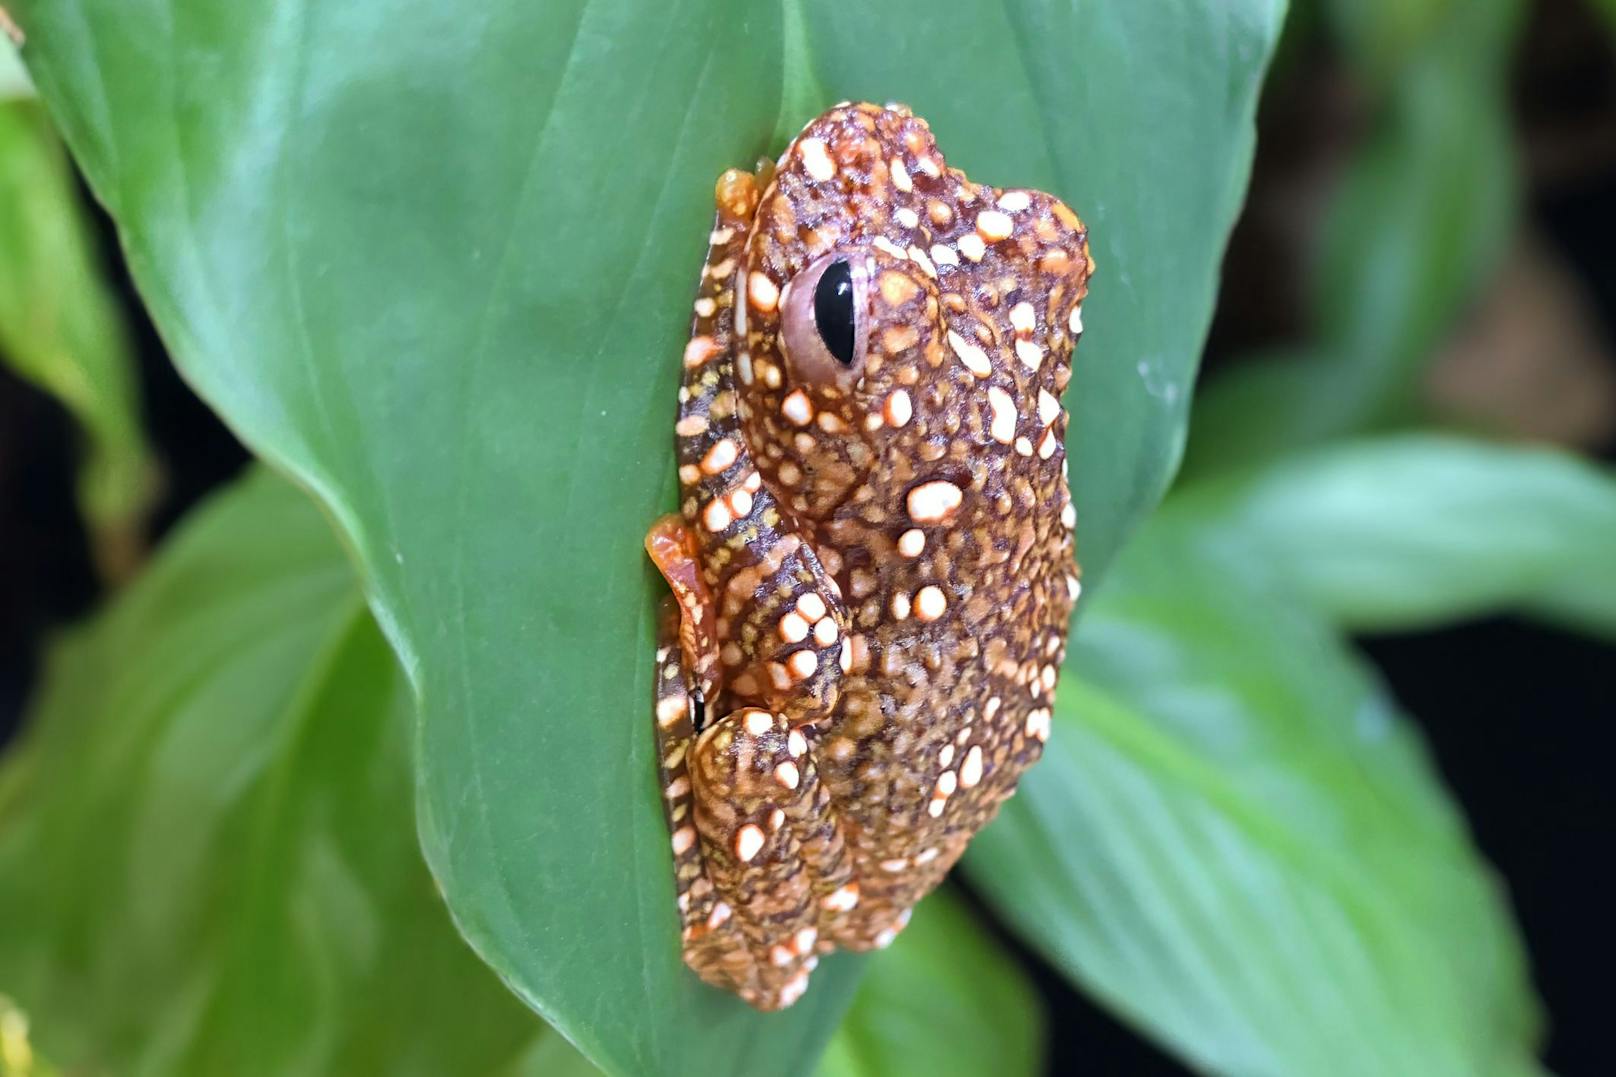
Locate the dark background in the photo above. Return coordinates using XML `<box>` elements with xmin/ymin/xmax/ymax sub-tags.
<box><xmin>2</xmin><ymin>1</ymin><xmax>1612</xmax><ymax>1073</ymax></box>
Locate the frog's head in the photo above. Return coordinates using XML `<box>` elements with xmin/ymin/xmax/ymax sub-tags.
<box><xmin>735</xmin><ymin>102</ymin><xmax>1091</xmax><ymax>539</ymax></box>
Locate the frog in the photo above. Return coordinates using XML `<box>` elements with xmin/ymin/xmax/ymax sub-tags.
<box><xmin>644</xmin><ymin>101</ymin><xmax>1091</xmax><ymax>1011</ymax></box>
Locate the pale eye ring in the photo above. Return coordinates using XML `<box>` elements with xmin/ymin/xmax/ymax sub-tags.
<box><xmin>780</xmin><ymin>251</ymin><xmax>869</xmax><ymax>386</ymax></box>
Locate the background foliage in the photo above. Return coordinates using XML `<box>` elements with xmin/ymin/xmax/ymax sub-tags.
<box><xmin>2</xmin><ymin>1</ymin><xmax>1613</xmax><ymax>1075</ymax></box>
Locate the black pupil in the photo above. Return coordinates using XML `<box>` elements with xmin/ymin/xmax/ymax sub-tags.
<box><xmin>813</xmin><ymin>259</ymin><xmax>857</xmax><ymax>365</ymax></box>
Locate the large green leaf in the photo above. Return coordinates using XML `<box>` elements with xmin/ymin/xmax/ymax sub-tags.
<box><xmin>965</xmin><ymin>518</ymin><xmax>1540</xmax><ymax>1075</ymax></box>
<box><xmin>0</xmin><ymin>470</ymin><xmax>552</xmax><ymax>1076</ymax></box>
<box><xmin>1167</xmin><ymin>434</ymin><xmax>1616</xmax><ymax>637</ymax></box>
<box><xmin>9</xmin><ymin>1</ymin><xmax>1283</xmax><ymax>1070</ymax></box>
<box><xmin>816</xmin><ymin>890</ymin><xmax>1043</xmax><ymax>1077</ymax></box>
<box><xmin>0</xmin><ymin>84</ymin><xmax>153</xmax><ymax>579</ymax></box>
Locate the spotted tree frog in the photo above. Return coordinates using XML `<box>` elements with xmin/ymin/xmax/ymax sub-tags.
<box><xmin>645</xmin><ymin>102</ymin><xmax>1091</xmax><ymax>1010</ymax></box>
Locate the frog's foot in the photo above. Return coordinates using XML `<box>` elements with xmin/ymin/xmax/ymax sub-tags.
<box><xmin>676</xmin><ymin>708</ymin><xmax>857</xmax><ymax>1010</ymax></box>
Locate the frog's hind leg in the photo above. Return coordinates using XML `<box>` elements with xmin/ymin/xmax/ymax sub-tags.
<box><xmin>653</xmin><ymin>604</ymin><xmax>853</xmax><ymax>1010</ymax></box>
<box><xmin>683</xmin><ymin>709</ymin><xmax>858</xmax><ymax>1010</ymax></box>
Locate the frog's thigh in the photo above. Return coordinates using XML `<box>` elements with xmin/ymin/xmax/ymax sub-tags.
<box><xmin>683</xmin><ymin>709</ymin><xmax>857</xmax><ymax>1010</ymax></box>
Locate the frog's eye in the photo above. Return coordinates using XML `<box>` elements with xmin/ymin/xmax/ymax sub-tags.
<box><xmin>781</xmin><ymin>252</ymin><xmax>868</xmax><ymax>385</ymax></box>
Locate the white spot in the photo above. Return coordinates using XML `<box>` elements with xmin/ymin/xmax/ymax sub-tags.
<box><xmin>708</xmin><ymin>901</ymin><xmax>732</xmax><ymax>928</ymax></box>
<box><xmin>1068</xmin><ymin>305</ymin><xmax>1084</xmax><ymax>334</ymax></box>
<box><xmin>960</xmin><ymin>745</ymin><xmax>984</xmax><ymax>788</ymax></box>
<box><xmin>1015</xmin><ymin>338</ymin><xmax>1044</xmax><ymax>371</ymax></box>
<box><xmin>872</xmin><ymin>235</ymin><xmax>908</xmax><ymax>260</ymax></box>
<box><xmin>775</xmin><ymin>761</ymin><xmax>801</xmax><ymax>789</ymax></box>
<box><xmin>799</xmin><ymin>137</ymin><xmax>836</xmax><ymax>181</ymax></box>
<box><xmin>710</xmin><ymin>227</ymin><xmax>734</xmax><ymax>245</ymax></box>
<box><xmin>930</xmin><ymin>243</ymin><xmax>960</xmax><ymax>268</ymax></box>
<box><xmin>672</xmin><ymin>827</ymin><xmax>696</xmax><ymax>855</ymax></box>
<box><xmin>947</xmin><ymin>329</ymin><xmax>992</xmax><ymax>378</ymax></box>
<box><xmin>769</xmin><ymin>808</ymin><xmax>786</xmax><ymax>830</ymax></box>
<box><xmin>1038</xmin><ymin>389</ymin><xmax>1062</xmax><ymax>426</ymax></box>
<box><xmin>782</xmin><ymin>389</ymin><xmax>814</xmax><ymax>426</ymax></box>
<box><xmin>779</xmin><ymin>611</ymin><xmax>810</xmax><ymax>643</ymax></box>
<box><xmin>1024</xmin><ymin>708</ymin><xmax>1052</xmax><ymax>742</ymax></box>
<box><xmin>998</xmin><ymin>190</ymin><xmax>1032</xmax><ymax>212</ymax></box>
<box><xmin>938</xmin><ymin>743</ymin><xmax>955</xmax><ymax>768</ymax></box>
<box><xmin>926</xmin><ymin>799</ymin><xmax>945</xmax><ymax>818</ymax></box>
<box><xmin>915</xmin><ymin>585</ymin><xmax>947</xmax><ymax>622</ymax></box>
<box><xmin>788</xmin><ymin>729</ymin><xmax>807</xmax><ymax>757</ymax></box>
<box><xmin>727</xmin><ymin>487</ymin><xmax>753</xmax><ymax>518</ymax></box>
<box><xmin>737</xmin><ymin>350</ymin><xmax>754</xmax><ymax>385</ymax></box>
<box><xmin>935</xmin><ymin>770</ymin><xmax>958</xmax><ymax>796</ymax></box>
<box><xmin>907</xmin><ymin>246</ymin><xmax>937</xmax><ymax>278</ymax></box>
<box><xmin>875</xmin><ymin>927</ymin><xmax>899</xmax><ymax>949</ymax></box>
<box><xmin>744</xmin><ymin>709</ymin><xmax>774</xmax><ymax>736</ymax></box>
<box><xmin>1068</xmin><ymin>575</ymin><xmax>1083</xmax><ymax>601</ymax></box>
<box><xmin>1061</xmin><ymin>501</ymin><xmax>1077</xmax><ymax>530</ymax></box>
<box><xmin>702</xmin><ymin>498</ymin><xmax>732</xmax><ymax>533</ymax></box>
<box><xmin>694</xmin><ymin>297</ymin><xmax>716</xmax><ymax>318</ymax></box>
<box><xmin>890</xmin><ymin>158</ymin><xmax>912</xmax><ymax>192</ymax></box>
<box><xmin>797</xmin><ymin>592</ymin><xmax>827</xmax><ymax>621</ymax></box>
<box><xmin>1010</xmin><ymin>302</ymin><xmax>1036</xmax><ymax>334</ymax></box>
<box><xmin>701</xmin><ymin>438</ymin><xmax>738</xmax><ymax>475</ymax></box>
<box><xmin>666</xmin><ymin>775</ymin><xmax>690</xmax><ymax>799</ymax></box>
<box><xmin>795</xmin><ymin>927</ymin><xmax>818</xmax><ymax>954</ymax></box>
<box><xmin>656</xmin><ymin>694</ymin><xmax>685</xmax><ymax>727</ymax></box>
<box><xmin>1014</xmin><ymin>436</ymin><xmax>1033</xmax><ymax>457</ymax></box>
<box><xmin>895</xmin><ymin>206</ymin><xmax>920</xmax><ymax>229</ymax></box>
<box><xmin>880</xmin><ymin>858</ymin><xmax>909</xmax><ymax>873</ymax></box>
<box><xmin>779</xmin><ymin>971</ymin><xmax>810</xmax><ymax>1007</ymax></box>
<box><xmin>788</xmin><ymin>649</ymin><xmax>819</xmax><ymax>680</ymax></box>
<box><xmin>771</xmin><ymin>944</ymin><xmax>796</xmax><ymax>967</ymax></box>
<box><xmin>907</xmin><ymin>480</ymin><xmax>963</xmax><ymax>523</ymax></box>
<box><xmin>897</xmin><ymin>529</ymin><xmax>925</xmax><ymax>558</ymax></box>
<box><xmin>988</xmin><ymin>386</ymin><xmax>1017</xmax><ymax>444</ymax></box>
<box><xmin>748</xmin><ymin>271</ymin><xmax>779</xmax><ymax>312</ymax></box>
<box><xmin>822</xmin><ymin>883</ymin><xmax>860</xmax><ymax>911</ymax></box>
<box><xmin>890</xmin><ymin>591</ymin><xmax>911</xmax><ymax>621</ymax></box>
<box><xmin>957</xmin><ymin>233</ymin><xmax>986</xmax><ymax>262</ymax></box>
<box><xmin>813</xmin><ymin>616</ymin><xmax>838</xmax><ymax>646</ymax></box>
<box><xmin>915</xmin><ymin>846</ymin><xmax>940</xmax><ymax>864</ymax></box>
<box><xmin>683</xmin><ymin>336</ymin><xmax>720</xmax><ymax>368</ymax></box>
<box><xmin>1038</xmin><ymin>428</ymin><xmax>1059</xmax><ymax>459</ymax></box>
<box><xmin>976</xmin><ymin>209</ymin><xmax>1014</xmax><ymax>241</ymax></box>
<box><xmin>839</xmin><ymin>637</ymin><xmax>853</xmax><ymax>672</ymax></box>
<box><xmin>884</xmin><ymin>389</ymin><xmax>913</xmax><ymax>428</ymax></box>
<box><xmin>734</xmin><ymin>824</ymin><xmax>766</xmax><ymax>862</ymax></box>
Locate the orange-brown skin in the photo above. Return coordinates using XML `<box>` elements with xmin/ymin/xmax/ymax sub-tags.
<box><xmin>646</xmin><ymin>102</ymin><xmax>1091</xmax><ymax>1010</ymax></box>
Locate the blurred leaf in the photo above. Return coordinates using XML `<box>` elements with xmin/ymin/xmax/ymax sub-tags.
<box><xmin>1189</xmin><ymin>0</ymin><xmax>1521</xmax><ymax>477</ymax></box>
<box><xmin>816</xmin><ymin>890</ymin><xmax>1043</xmax><ymax>1077</ymax></box>
<box><xmin>0</xmin><ymin>93</ymin><xmax>153</xmax><ymax>580</ymax></box>
<box><xmin>1167</xmin><ymin>434</ymin><xmax>1616</xmax><ymax>638</ymax></box>
<box><xmin>0</xmin><ymin>470</ymin><xmax>551</xmax><ymax>1076</ymax></box>
<box><xmin>1</xmin><ymin>40</ymin><xmax>30</xmax><ymax>100</ymax></box>
<box><xmin>966</xmin><ymin>519</ymin><xmax>1540</xmax><ymax>1075</ymax></box>
<box><xmin>10</xmin><ymin>1</ymin><xmax>1284</xmax><ymax>1071</ymax></box>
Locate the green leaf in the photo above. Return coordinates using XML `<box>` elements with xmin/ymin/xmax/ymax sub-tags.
<box><xmin>0</xmin><ymin>470</ymin><xmax>552</xmax><ymax>1076</ymax></box>
<box><xmin>1187</xmin><ymin>0</ymin><xmax>1520</xmax><ymax>476</ymax></box>
<box><xmin>816</xmin><ymin>890</ymin><xmax>1043</xmax><ymax>1077</ymax></box>
<box><xmin>10</xmin><ymin>1</ymin><xmax>1283</xmax><ymax>1070</ymax></box>
<box><xmin>965</xmin><ymin>520</ymin><xmax>1540</xmax><ymax>1075</ymax></box>
<box><xmin>1167</xmin><ymin>434</ymin><xmax>1616</xmax><ymax>637</ymax></box>
<box><xmin>0</xmin><ymin>93</ymin><xmax>154</xmax><ymax>579</ymax></box>
<box><xmin>1</xmin><ymin>40</ymin><xmax>31</xmax><ymax>100</ymax></box>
